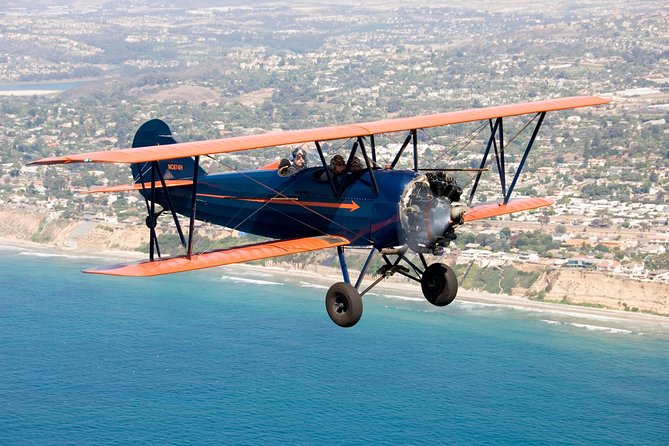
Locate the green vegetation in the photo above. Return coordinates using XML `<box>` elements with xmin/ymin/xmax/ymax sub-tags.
<box><xmin>645</xmin><ymin>253</ymin><xmax>669</xmax><ymax>272</ymax></box>
<box><xmin>456</xmin><ymin>263</ymin><xmax>540</xmax><ymax>295</ymax></box>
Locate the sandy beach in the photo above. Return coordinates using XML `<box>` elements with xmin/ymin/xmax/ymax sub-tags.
<box><xmin>4</xmin><ymin>236</ymin><xmax>668</xmax><ymax>335</ymax></box>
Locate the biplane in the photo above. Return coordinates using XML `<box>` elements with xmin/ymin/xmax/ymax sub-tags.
<box><xmin>30</xmin><ymin>96</ymin><xmax>609</xmax><ymax>327</ymax></box>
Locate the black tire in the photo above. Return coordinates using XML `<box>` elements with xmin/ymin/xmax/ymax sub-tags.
<box><xmin>145</xmin><ymin>214</ymin><xmax>157</xmax><ymax>229</ymax></box>
<box><xmin>421</xmin><ymin>263</ymin><xmax>458</xmax><ymax>307</ymax></box>
<box><xmin>325</xmin><ymin>282</ymin><xmax>363</xmax><ymax>328</ymax></box>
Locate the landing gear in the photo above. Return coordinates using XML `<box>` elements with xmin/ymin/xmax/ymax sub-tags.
<box><xmin>145</xmin><ymin>209</ymin><xmax>165</xmax><ymax>229</ymax></box>
<box><xmin>325</xmin><ymin>282</ymin><xmax>363</xmax><ymax>328</ymax></box>
<box><xmin>323</xmin><ymin>246</ymin><xmax>462</xmax><ymax>327</ymax></box>
<box><xmin>421</xmin><ymin>263</ymin><xmax>458</xmax><ymax>307</ymax></box>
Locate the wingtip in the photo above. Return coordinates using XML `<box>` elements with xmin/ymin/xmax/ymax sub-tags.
<box><xmin>593</xmin><ymin>95</ymin><xmax>613</xmax><ymax>105</ymax></box>
<box><xmin>28</xmin><ymin>156</ymin><xmax>70</xmax><ymax>166</ymax></box>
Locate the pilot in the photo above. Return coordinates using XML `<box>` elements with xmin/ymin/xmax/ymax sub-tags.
<box><xmin>279</xmin><ymin>147</ymin><xmax>308</xmax><ymax>176</ymax></box>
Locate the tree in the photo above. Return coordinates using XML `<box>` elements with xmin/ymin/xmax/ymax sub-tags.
<box><xmin>645</xmin><ymin>253</ymin><xmax>669</xmax><ymax>271</ymax></box>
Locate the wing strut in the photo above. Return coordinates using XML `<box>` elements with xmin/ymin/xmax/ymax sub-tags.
<box><xmin>390</xmin><ymin>132</ymin><xmax>414</xmax><ymax>169</ymax></box>
<box><xmin>412</xmin><ymin>129</ymin><xmax>418</xmax><ymax>172</ymax></box>
<box><xmin>315</xmin><ymin>141</ymin><xmax>337</xmax><ymax>196</ymax></box>
<box><xmin>186</xmin><ymin>156</ymin><xmax>200</xmax><ymax>259</ymax></box>
<box><xmin>356</xmin><ymin>137</ymin><xmax>379</xmax><ymax>196</ymax></box>
<box><xmin>388</xmin><ymin>129</ymin><xmax>420</xmax><ymax>172</ymax></box>
<box><xmin>370</xmin><ymin>134</ymin><xmax>377</xmax><ymax>163</ymax></box>
<box><xmin>468</xmin><ymin>118</ymin><xmax>500</xmax><ymax>206</ymax></box>
<box><xmin>153</xmin><ymin>161</ymin><xmax>187</xmax><ymax>248</ymax></box>
<box><xmin>468</xmin><ymin>112</ymin><xmax>546</xmax><ymax>205</ymax></box>
<box><xmin>338</xmin><ymin>139</ymin><xmax>361</xmax><ymax>197</ymax></box>
<box><xmin>149</xmin><ymin>164</ymin><xmax>160</xmax><ymax>261</ymax></box>
<box><xmin>504</xmin><ymin>112</ymin><xmax>545</xmax><ymax>203</ymax></box>
<box><xmin>492</xmin><ymin>118</ymin><xmax>507</xmax><ymax>198</ymax></box>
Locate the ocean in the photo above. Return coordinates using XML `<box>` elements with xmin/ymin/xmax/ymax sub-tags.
<box><xmin>1</xmin><ymin>249</ymin><xmax>668</xmax><ymax>445</ymax></box>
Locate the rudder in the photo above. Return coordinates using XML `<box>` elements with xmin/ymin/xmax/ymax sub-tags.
<box><xmin>130</xmin><ymin>119</ymin><xmax>206</xmax><ymax>184</ymax></box>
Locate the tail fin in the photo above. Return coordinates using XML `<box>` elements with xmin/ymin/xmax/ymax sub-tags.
<box><xmin>130</xmin><ymin>119</ymin><xmax>206</xmax><ymax>184</ymax></box>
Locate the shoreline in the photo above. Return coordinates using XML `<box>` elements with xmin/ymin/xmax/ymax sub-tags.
<box><xmin>4</xmin><ymin>236</ymin><xmax>668</xmax><ymax>334</ymax></box>
<box><xmin>225</xmin><ymin>263</ymin><xmax>669</xmax><ymax>328</ymax></box>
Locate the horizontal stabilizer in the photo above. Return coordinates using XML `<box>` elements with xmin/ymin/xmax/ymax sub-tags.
<box><xmin>29</xmin><ymin>96</ymin><xmax>609</xmax><ymax>166</ymax></box>
<box><xmin>257</xmin><ymin>159</ymin><xmax>282</xmax><ymax>170</ymax></box>
<box><xmin>463</xmin><ymin>197</ymin><xmax>554</xmax><ymax>222</ymax></box>
<box><xmin>84</xmin><ymin>235</ymin><xmax>349</xmax><ymax>277</ymax></box>
<box><xmin>81</xmin><ymin>179</ymin><xmax>193</xmax><ymax>194</ymax></box>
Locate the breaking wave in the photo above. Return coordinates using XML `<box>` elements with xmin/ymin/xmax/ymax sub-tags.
<box><xmin>18</xmin><ymin>251</ymin><xmax>95</xmax><ymax>260</ymax></box>
<box><xmin>219</xmin><ymin>275</ymin><xmax>284</xmax><ymax>286</ymax></box>
<box><xmin>299</xmin><ymin>281</ymin><xmax>328</xmax><ymax>290</ymax></box>
<box><xmin>568</xmin><ymin>323</ymin><xmax>633</xmax><ymax>335</ymax></box>
<box><xmin>382</xmin><ymin>294</ymin><xmax>424</xmax><ymax>302</ymax></box>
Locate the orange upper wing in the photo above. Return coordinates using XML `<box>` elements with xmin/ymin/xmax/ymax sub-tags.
<box><xmin>84</xmin><ymin>235</ymin><xmax>349</xmax><ymax>277</ymax></box>
<box><xmin>463</xmin><ymin>197</ymin><xmax>554</xmax><ymax>222</ymax></box>
<box><xmin>30</xmin><ymin>96</ymin><xmax>609</xmax><ymax>166</ymax></box>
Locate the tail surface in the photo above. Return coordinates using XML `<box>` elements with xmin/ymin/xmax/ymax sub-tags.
<box><xmin>130</xmin><ymin>119</ymin><xmax>206</xmax><ymax>184</ymax></box>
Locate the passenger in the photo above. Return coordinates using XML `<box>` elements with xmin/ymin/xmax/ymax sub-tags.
<box><xmin>330</xmin><ymin>154</ymin><xmax>346</xmax><ymax>176</ymax></box>
<box><xmin>350</xmin><ymin>155</ymin><xmax>364</xmax><ymax>171</ymax></box>
<box><xmin>278</xmin><ymin>148</ymin><xmax>308</xmax><ymax>176</ymax></box>
<box><xmin>317</xmin><ymin>153</ymin><xmax>365</xmax><ymax>182</ymax></box>
<box><xmin>319</xmin><ymin>154</ymin><xmax>346</xmax><ymax>182</ymax></box>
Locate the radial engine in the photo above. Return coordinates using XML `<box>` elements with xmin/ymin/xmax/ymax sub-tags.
<box><xmin>399</xmin><ymin>172</ymin><xmax>467</xmax><ymax>255</ymax></box>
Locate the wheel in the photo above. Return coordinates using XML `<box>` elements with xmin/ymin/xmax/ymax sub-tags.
<box><xmin>325</xmin><ymin>282</ymin><xmax>363</xmax><ymax>328</ymax></box>
<box><xmin>145</xmin><ymin>210</ymin><xmax>164</xmax><ymax>229</ymax></box>
<box><xmin>421</xmin><ymin>263</ymin><xmax>458</xmax><ymax>307</ymax></box>
<box><xmin>145</xmin><ymin>214</ymin><xmax>157</xmax><ymax>229</ymax></box>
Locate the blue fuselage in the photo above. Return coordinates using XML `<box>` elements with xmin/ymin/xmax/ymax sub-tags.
<box><xmin>153</xmin><ymin>167</ymin><xmax>418</xmax><ymax>248</ymax></box>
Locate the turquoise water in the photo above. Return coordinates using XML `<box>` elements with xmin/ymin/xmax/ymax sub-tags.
<box><xmin>1</xmin><ymin>250</ymin><xmax>668</xmax><ymax>445</ymax></box>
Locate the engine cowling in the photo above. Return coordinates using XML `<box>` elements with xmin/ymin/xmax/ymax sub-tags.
<box><xmin>399</xmin><ymin>172</ymin><xmax>465</xmax><ymax>254</ymax></box>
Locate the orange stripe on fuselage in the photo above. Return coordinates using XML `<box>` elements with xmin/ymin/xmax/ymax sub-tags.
<box><xmin>197</xmin><ymin>193</ymin><xmax>360</xmax><ymax>212</ymax></box>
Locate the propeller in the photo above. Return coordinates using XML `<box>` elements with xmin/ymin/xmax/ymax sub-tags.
<box><xmin>400</xmin><ymin>172</ymin><xmax>466</xmax><ymax>255</ymax></box>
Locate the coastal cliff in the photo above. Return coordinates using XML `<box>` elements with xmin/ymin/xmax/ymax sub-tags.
<box><xmin>531</xmin><ymin>269</ymin><xmax>669</xmax><ymax>315</ymax></box>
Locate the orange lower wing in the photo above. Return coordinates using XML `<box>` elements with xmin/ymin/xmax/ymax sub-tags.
<box><xmin>463</xmin><ymin>197</ymin><xmax>554</xmax><ymax>222</ymax></box>
<box><xmin>85</xmin><ymin>235</ymin><xmax>349</xmax><ymax>277</ymax></box>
